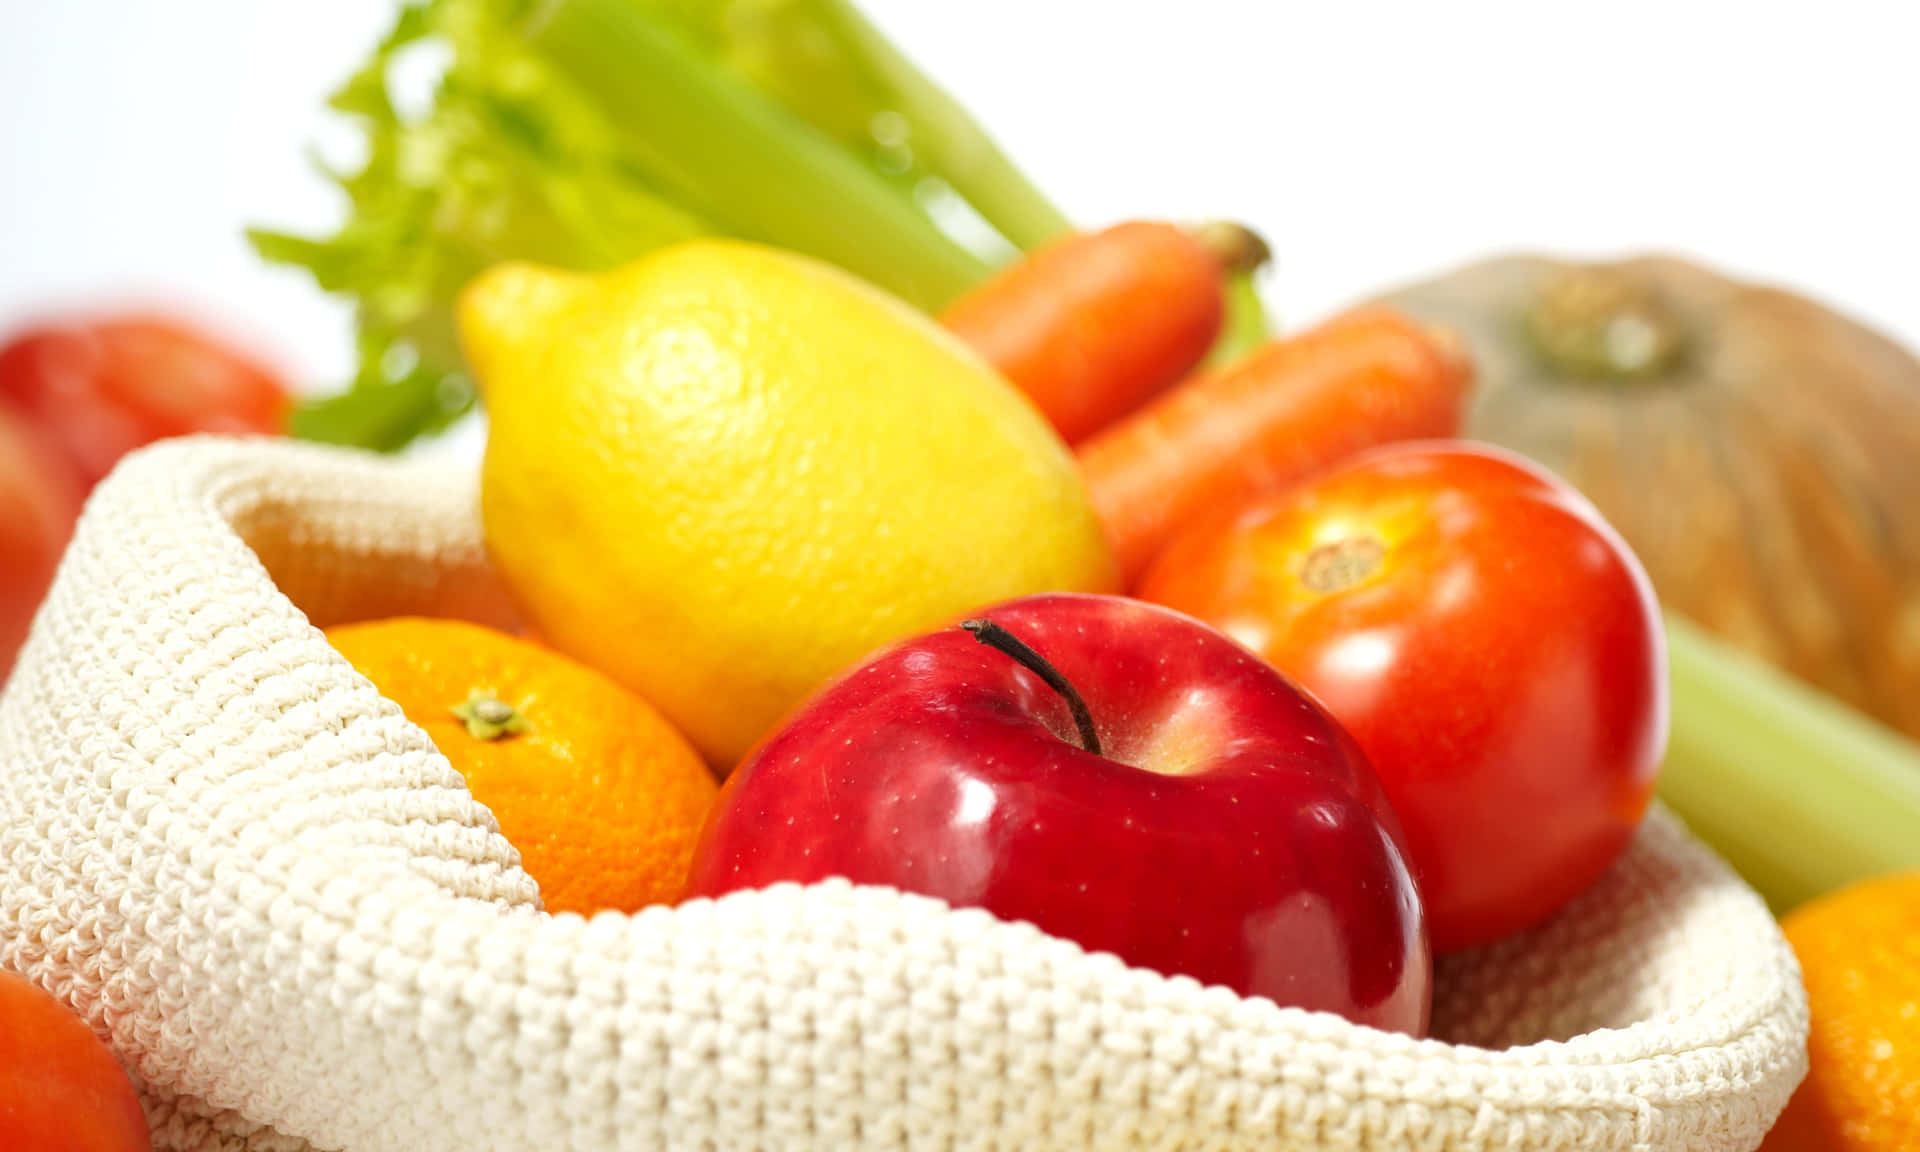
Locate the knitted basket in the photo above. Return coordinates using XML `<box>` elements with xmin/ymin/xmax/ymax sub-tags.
<box><xmin>0</xmin><ymin>437</ymin><xmax>1807</xmax><ymax>1152</ymax></box>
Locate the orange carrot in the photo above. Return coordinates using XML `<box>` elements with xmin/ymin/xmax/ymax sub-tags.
<box><xmin>1077</xmin><ymin>307</ymin><xmax>1473</xmax><ymax>585</ymax></box>
<box><xmin>941</xmin><ymin>219</ymin><xmax>1268</xmax><ymax>444</ymax></box>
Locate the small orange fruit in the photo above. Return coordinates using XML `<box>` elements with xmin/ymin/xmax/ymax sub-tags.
<box><xmin>1761</xmin><ymin>872</ymin><xmax>1920</xmax><ymax>1151</ymax></box>
<box><xmin>326</xmin><ymin>616</ymin><xmax>719</xmax><ymax>916</ymax></box>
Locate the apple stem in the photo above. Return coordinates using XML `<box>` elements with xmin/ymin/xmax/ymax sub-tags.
<box><xmin>960</xmin><ymin>619</ymin><xmax>1103</xmax><ymax>756</ymax></box>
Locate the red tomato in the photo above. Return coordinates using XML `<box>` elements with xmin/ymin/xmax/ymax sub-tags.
<box><xmin>0</xmin><ymin>315</ymin><xmax>291</xmax><ymax>492</ymax></box>
<box><xmin>0</xmin><ymin>968</ymin><xmax>151</xmax><ymax>1152</ymax></box>
<box><xmin>1137</xmin><ymin>440</ymin><xmax>1667</xmax><ymax>952</ymax></box>
<box><xmin>0</xmin><ymin>403</ymin><xmax>82</xmax><ymax>683</ymax></box>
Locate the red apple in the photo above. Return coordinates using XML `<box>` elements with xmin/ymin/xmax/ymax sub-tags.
<box><xmin>682</xmin><ymin>592</ymin><xmax>1431</xmax><ymax>1035</ymax></box>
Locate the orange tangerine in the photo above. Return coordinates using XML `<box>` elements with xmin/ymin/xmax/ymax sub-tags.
<box><xmin>327</xmin><ymin>617</ymin><xmax>718</xmax><ymax>915</ymax></box>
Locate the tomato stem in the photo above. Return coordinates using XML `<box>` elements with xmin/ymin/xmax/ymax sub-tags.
<box><xmin>1301</xmin><ymin>536</ymin><xmax>1387</xmax><ymax>594</ymax></box>
<box><xmin>961</xmin><ymin>619</ymin><xmax>1102</xmax><ymax>756</ymax></box>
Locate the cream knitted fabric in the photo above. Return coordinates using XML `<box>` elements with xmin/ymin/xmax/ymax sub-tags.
<box><xmin>0</xmin><ymin>438</ymin><xmax>1807</xmax><ymax>1152</ymax></box>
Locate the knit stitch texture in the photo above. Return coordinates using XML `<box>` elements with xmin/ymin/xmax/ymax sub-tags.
<box><xmin>0</xmin><ymin>438</ymin><xmax>1807</xmax><ymax>1151</ymax></box>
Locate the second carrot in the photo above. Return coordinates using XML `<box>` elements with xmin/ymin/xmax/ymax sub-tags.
<box><xmin>941</xmin><ymin>219</ymin><xmax>1268</xmax><ymax>444</ymax></box>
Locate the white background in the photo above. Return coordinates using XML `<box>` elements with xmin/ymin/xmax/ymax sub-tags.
<box><xmin>3</xmin><ymin>1</ymin><xmax>1916</xmax><ymax>419</ymax></box>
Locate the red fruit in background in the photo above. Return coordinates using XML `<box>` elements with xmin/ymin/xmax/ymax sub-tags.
<box><xmin>1138</xmin><ymin>441</ymin><xmax>1667</xmax><ymax>952</ymax></box>
<box><xmin>684</xmin><ymin>592</ymin><xmax>1431</xmax><ymax>1035</ymax></box>
<box><xmin>0</xmin><ymin>967</ymin><xmax>152</xmax><ymax>1152</ymax></box>
<box><xmin>0</xmin><ymin>403</ymin><xmax>82</xmax><ymax>682</ymax></box>
<box><xmin>0</xmin><ymin>314</ymin><xmax>292</xmax><ymax>492</ymax></box>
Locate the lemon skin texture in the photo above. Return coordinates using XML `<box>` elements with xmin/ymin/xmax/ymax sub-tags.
<box><xmin>459</xmin><ymin>240</ymin><xmax>1119</xmax><ymax>769</ymax></box>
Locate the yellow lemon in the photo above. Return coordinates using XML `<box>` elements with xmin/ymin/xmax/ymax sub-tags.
<box><xmin>458</xmin><ymin>240</ymin><xmax>1118</xmax><ymax>769</ymax></box>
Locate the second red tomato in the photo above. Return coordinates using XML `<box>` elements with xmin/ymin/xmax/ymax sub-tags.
<box><xmin>0</xmin><ymin>315</ymin><xmax>292</xmax><ymax>492</ymax></box>
<box><xmin>0</xmin><ymin>404</ymin><xmax>82</xmax><ymax>682</ymax></box>
<box><xmin>1137</xmin><ymin>440</ymin><xmax>1667</xmax><ymax>952</ymax></box>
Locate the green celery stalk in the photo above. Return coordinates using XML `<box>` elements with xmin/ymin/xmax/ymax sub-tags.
<box><xmin>791</xmin><ymin>0</ymin><xmax>1073</xmax><ymax>250</ymax></box>
<box><xmin>640</xmin><ymin>0</ymin><xmax>1073</xmax><ymax>254</ymax></box>
<box><xmin>525</xmin><ymin>0</ymin><xmax>989</xmax><ymax>312</ymax></box>
<box><xmin>1656</xmin><ymin>612</ymin><xmax>1920</xmax><ymax>914</ymax></box>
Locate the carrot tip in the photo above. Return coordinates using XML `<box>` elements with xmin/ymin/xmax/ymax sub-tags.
<box><xmin>1185</xmin><ymin>220</ymin><xmax>1274</xmax><ymax>276</ymax></box>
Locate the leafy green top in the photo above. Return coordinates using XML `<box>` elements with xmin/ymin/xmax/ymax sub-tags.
<box><xmin>253</xmin><ymin>0</ymin><xmax>1071</xmax><ymax>452</ymax></box>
